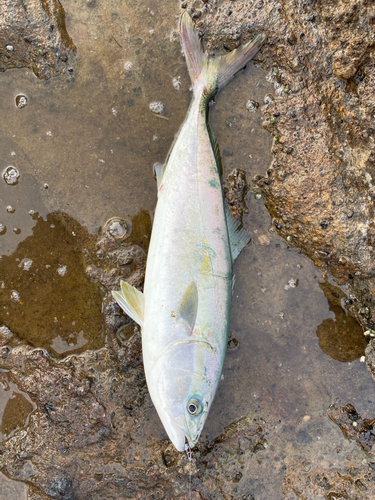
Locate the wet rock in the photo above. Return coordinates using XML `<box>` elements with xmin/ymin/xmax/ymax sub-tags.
<box><xmin>0</xmin><ymin>322</ymin><xmax>277</xmax><ymax>500</ymax></box>
<box><xmin>283</xmin><ymin>401</ymin><xmax>375</xmax><ymax>497</ymax></box>
<box><xmin>365</xmin><ymin>339</ymin><xmax>375</xmax><ymax>384</ymax></box>
<box><xmin>283</xmin><ymin>463</ymin><xmax>375</xmax><ymax>499</ymax></box>
<box><xmin>0</xmin><ymin>0</ymin><xmax>76</xmax><ymax>79</ymax></box>
<box><xmin>224</xmin><ymin>168</ymin><xmax>250</xmax><ymax>221</ymax></box>
<box><xmin>328</xmin><ymin>401</ymin><xmax>375</xmax><ymax>453</ymax></box>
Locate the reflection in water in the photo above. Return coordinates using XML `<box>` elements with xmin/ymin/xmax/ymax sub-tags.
<box><xmin>0</xmin><ymin>212</ymin><xmax>104</xmax><ymax>358</ymax></box>
<box><xmin>316</xmin><ymin>281</ymin><xmax>367</xmax><ymax>362</ymax></box>
<box><xmin>0</xmin><ymin>172</ymin><xmax>48</xmax><ymax>257</ymax></box>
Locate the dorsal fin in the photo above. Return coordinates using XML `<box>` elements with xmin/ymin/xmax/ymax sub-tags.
<box><xmin>178</xmin><ymin>281</ymin><xmax>198</xmax><ymax>332</ymax></box>
<box><xmin>224</xmin><ymin>204</ymin><xmax>251</xmax><ymax>261</ymax></box>
<box><xmin>112</xmin><ymin>281</ymin><xmax>145</xmax><ymax>328</ymax></box>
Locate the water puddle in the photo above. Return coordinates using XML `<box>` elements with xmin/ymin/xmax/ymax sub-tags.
<box><xmin>0</xmin><ymin>212</ymin><xmax>104</xmax><ymax>357</ymax></box>
<box><xmin>0</xmin><ymin>0</ymin><xmax>373</xmax><ymax>498</ymax></box>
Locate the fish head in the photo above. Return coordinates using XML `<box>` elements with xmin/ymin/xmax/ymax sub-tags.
<box><xmin>148</xmin><ymin>339</ymin><xmax>222</xmax><ymax>452</ymax></box>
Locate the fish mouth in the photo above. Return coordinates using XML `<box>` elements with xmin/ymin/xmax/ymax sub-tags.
<box><xmin>166</xmin><ymin>413</ymin><xmax>199</xmax><ymax>452</ymax></box>
<box><xmin>166</xmin><ymin>415</ymin><xmax>189</xmax><ymax>452</ymax></box>
<box><xmin>170</xmin><ymin>430</ymin><xmax>199</xmax><ymax>452</ymax></box>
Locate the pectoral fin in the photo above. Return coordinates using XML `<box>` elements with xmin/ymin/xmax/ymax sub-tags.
<box><xmin>225</xmin><ymin>204</ymin><xmax>251</xmax><ymax>262</ymax></box>
<box><xmin>178</xmin><ymin>281</ymin><xmax>198</xmax><ymax>332</ymax></box>
<box><xmin>112</xmin><ymin>280</ymin><xmax>145</xmax><ymax>328</ymax></box>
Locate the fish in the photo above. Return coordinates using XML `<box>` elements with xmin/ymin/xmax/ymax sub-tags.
<box><xmin>112</xmin><ymin>13</ymin><xmax>265</xmax><ymax>452</ymax></box>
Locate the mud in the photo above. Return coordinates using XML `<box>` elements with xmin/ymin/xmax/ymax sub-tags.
<box><xmin>0</xmin><ymin>0</ymin><xmax>76</xmax><ymax>79</ymax></box>
<box><xmin>182</xmin><ymin>0</ymin><xmax>375</xmax><ymax>332</ymax></box>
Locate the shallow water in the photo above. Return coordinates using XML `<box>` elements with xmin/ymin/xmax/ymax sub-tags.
<box><xmin>0</xmin><ymin>0</ymin><xmax>374</xmax><ymax>498</ymax></box>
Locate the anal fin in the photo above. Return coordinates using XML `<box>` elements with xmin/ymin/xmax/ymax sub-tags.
<box><xmin>112</xmin><ymin>280</ymin><xmax>145</xmax><ymax>328</ymax></box>
<box><xmin>225</xmin><ymin>204</ymin><xmax>251</xmax><ymax>262</ymax></box>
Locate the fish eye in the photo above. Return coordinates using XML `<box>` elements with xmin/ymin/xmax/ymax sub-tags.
<box><xmin>187</xmin><ymin>398</ymin><xmax>202</xmax><ymax>416</ymax></box>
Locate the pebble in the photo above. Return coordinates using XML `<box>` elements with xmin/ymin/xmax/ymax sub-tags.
<box><xmin>104</xmin><ymin>217</ymin><xmax>130</xmax><ymax>240</ymax></box>
<box><xmin>284</xmin><ymin>278</ymin><xmax>298</xmax><ymax>290</ymax></box>
<box><xmin>0</xmin><ymin>326</ymin><xmax>13</xmax><ymax>339</ymax></box>
<box><xmin>57</xmin><ymin>265</ymin><xmax>68</xmax><ymax>277</ymax></box>
<box><xmin>18</xmin><ymin>258</ymin><xmax>33</xmax><ymax>271</ymax></box>
<box><xmin>258</xmin><ymin>234</ymin><xmax>270</xmax><ymax>246</ymax></box>
<box><xmin>10</xmin><ymin>290</ymin><xmax>20</xmax><ymax>302</ymax></box>
<box><xmin>15</xmin><ymin>95</ymin><xmax>27</xmax><ymax>108</ymax></box>
<box><xmin>172</xmin><ymin>77</ymin><xmax>182</xmax><ymax>90</ymax></box>
<box><xmin>3</xmin><ymin>166</ymin><xmax>20</xmax><ymax>185</ymax></box>
<box><xmin>246</xmin><ymin>99</ymin><xmax>259</xmax><ymax>112</ymax></box>
<box><xmin>149</xmin><ymin>101</ymin><xmax>165</xmax><ymax>114</ymax></box>
<box><xmin>264</xmin><ymin>94</ymin><xmax>275</xmax><ymax>104</ymax></box>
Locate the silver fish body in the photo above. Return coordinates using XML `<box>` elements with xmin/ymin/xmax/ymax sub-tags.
<box><xmin>113</xmin><ymin>13</ymin><xmax>265</xmax><ymax>451</ymax></box>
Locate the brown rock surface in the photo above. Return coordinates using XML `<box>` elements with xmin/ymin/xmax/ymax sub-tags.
<box><xmin>0</xmin><ymin>0</ymin><xmax>76</xmax><ymax>78</ymax></box>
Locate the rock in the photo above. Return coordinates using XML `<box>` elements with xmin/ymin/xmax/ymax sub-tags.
<box><xmin>224</xmin><ymin>168</ymin><xmax>250</xmax><ymax>221</ymax></box>
<box><xmin>333</xmin><ymin>51</ymin><xmax>361</xmax><ymax>80</ymax></box>
<box><xmin>328</xmin><ymin>401</ymin><xmax>375</xmax><ymax>452</ymax></box>
<box><xmin>0</xmin><ymin>0</ymin><xmax>76</xmax><ymax>79</ymax></box>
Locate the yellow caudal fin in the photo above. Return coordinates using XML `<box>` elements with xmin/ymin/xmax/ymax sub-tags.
<box><xmin>181</xmin><ymin>12</ymin><xmax>266</xmax><ymax>93</ymax></box>
<box><xmin>180</xmin><ymin>12</ymin><xmax>207</xmax><ymax>85</ymax></box>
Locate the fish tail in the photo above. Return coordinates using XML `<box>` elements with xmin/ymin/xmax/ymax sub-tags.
<box><xmin>181</xmin><ymin>12</ymin><xmax>266</xmax><ymax>95</ymax></box>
